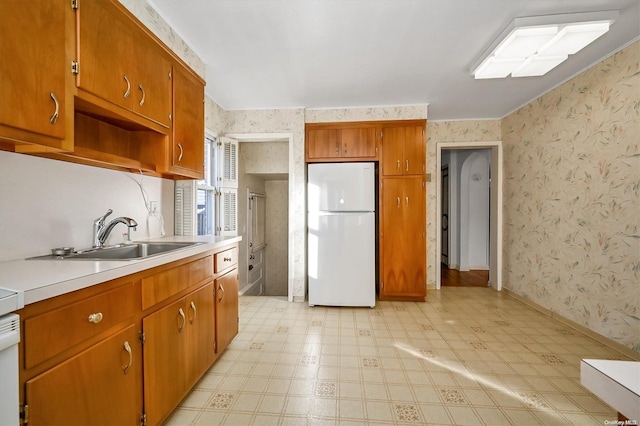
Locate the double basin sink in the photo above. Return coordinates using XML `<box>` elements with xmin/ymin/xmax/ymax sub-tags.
<box><xmin>29</xmin><ymin>242</ymin><xmax>201</xmax><ymax>261</ymax></box>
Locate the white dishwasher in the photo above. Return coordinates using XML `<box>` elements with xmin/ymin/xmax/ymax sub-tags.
<box><xmin>0</xmin><ymin>288</ymin><xmax>23</xmax><ymax>426</ymax></box>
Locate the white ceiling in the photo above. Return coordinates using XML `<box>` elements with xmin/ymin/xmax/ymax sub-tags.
<box><xmin>149</xmin><ymin>0</ymin><xmax>640</xmax><ymax>121</ymax></box>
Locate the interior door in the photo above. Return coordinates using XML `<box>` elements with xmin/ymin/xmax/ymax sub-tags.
<box><xmin>248</xmin><ymin>193</ymin><xmax>266</xmax><ymax>294</ymax></box>
<box><xmin>441</xmin><ymin>165</ymin><xmax>449</xmax><ymax>265</ymax></box>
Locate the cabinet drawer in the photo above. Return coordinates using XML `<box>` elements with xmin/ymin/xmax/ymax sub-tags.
<box><xmin>214</xmin><ymin>247</ymin><xmax>238</xmax><ymax>273</ymax></box>
<box><xmin>24</xmin><ymin>283</ymin><xmax>135</xmax><ymax>369</ymax></box>
<box><xmin>141</xmin><ymin>255</ymin><xmax>212</xmax><ymax>310</ymax></box>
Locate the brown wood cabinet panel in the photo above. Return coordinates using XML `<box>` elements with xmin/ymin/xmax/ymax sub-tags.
<box><xmin>130</xmin><ymin>36</ymin><xmax>172</xmax><ymax>127</ymax></box>
<box><xmin>306</xmin><ymin>128</ymin><xmax>340</xmax><ymax>160</ymax></box>
<box><xmin>77</xmin><ymin>0</ymin><xmax>133</xmax><ymax>112</ymax></box>
<box><xmin>143</xmin><ymin>297</ymin><xmax>186</xmax><ymax>426</ymax></box>
<box><xmin>380</xmin><ymin>126</ymin><xmax>404</xmax><ymax>176</ymax></box>
<box><xmin>25</xmin><ymin>324</ymin><xmax>142</xmax><ymax>425</ymax></box>
<box><xmin>24</xmin><ymin>282</ymin><xmax>135</xmax><ymax>369</ymax></box>
<box><xmin>77</xmin><ymin>0</ymin><xmax>172</xmax><ymax>128</ymax></box>
<box><xmin>0</xmin><ymin>0</ymin><xmax>72</xmax><ymax>150</ymax></box>
<box><xmin>341</xmin><ymin>127</ymin><xmax>376</xmax><ymax>158</ymax></box>
<box><xmin>215</xmin><ymin>269</ymin><xmax>239</xmax><ymax>353</ymax></box>
<box><xmin>381</xmin><ymin>123</ymin><xmax>426</xmax><ymax>176</ymax></box>
<box><xmin>166</xmin><ymin>64</ymin><xmax>205</xmax><ymax>178</ymax></box>
<box><xmin>305</xmin><ymin>122</ymin><xmax>378</xmax><ymax>162</ymax></box>
<box><xmin>184</xmin><ymin>283</ymin><xmax>215</xmax><ymax>390</ymax></box>
<box><xmin>380</xmin><ymin>177</ymin><xmax>426</xmax><ymax>300</ymax></box>
<box><xmin>214</xmin><ymin>247</ymin><xmax>239</xmax><ymax>273</ymax></box>
<box><xmin>141</xmin><ymin>256</ymin><xmax>212</xmax><ymax>310</ymax></box>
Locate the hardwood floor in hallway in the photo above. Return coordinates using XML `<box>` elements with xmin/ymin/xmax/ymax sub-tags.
<box><xmin>441</xmin><ymin>265</ymin><xmax>489</xmax><ymax>287</ymax></box>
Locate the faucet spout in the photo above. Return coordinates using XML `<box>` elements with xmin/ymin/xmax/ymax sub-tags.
<box><xmin>93</xmin><ymin>210</ymin><xmax>138</xmax><ymax>248</ymax></box>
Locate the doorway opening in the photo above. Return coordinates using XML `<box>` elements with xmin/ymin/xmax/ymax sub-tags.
<box><xmin>225</xmin><ymin>133</ymin><xmax>294</xmax><ymax>300</ymax></box>
<box><xmin>436</xmin><ymin>141</ymin><xmax>503</xmax><ymax>290</ymax></box>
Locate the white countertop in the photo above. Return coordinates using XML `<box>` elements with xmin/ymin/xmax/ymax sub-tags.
<box><xmin>0</xmin><ymin>235</ymin><xmax>241</xmax><ymax>306</ymax></box>
<box><xmin>581</xmin><ymin>359</ymin><xmax>640</xmax><ymax>420</ymax></box>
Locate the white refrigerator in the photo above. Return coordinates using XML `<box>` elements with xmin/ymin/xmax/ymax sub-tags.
<box><xmin>307</xmin><ymin>162</ymin><xmax>375</xmax><ymax>307</ymax></box>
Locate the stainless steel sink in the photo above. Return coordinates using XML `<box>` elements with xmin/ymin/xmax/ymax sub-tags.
<box><xmin>28</xmin><ymin>242</ymin><xmax>202</xmax><ymax>261</ymax></box>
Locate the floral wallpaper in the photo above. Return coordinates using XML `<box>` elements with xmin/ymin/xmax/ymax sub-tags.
<box><xmin>305</xmin><ymin>105</ymin><xmax>428</xmax><ymax>123</ymax></box>
<box><xmin>265</xmin><ymin>180</ymin><xmax>289</xmax><ymax>296</ymax></box>
<box><xmin>426</xmin><ymin>120</ymin><xmax>502</xmax><ymax>285</ymax></box>
<box><xmin>240</xmin><ymin>142</ymin><xmax>289</xmax><ymax>175</ymax></box>
<box><xmin>501</xmin><ymin>41</ymin><xmax>640</xmax><ymax>352</ymax></box>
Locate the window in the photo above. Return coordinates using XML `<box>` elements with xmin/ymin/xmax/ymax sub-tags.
<box><xmin>175</xmin><ymin>132</ymin><xmax>238</xmax><ymax>236</ymax></box>
<box><xmin>196</xmin><ymin>134</ymin><xmax>218</xmax><ymax>236</ymax></box>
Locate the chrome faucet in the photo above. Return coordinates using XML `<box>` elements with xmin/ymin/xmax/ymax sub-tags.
<box><xmin>92</xmin><ymin>209</ymin><xmax>138</xmax><ymax>248</ymax></box>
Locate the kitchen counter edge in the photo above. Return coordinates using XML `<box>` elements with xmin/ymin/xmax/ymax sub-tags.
<box><xmin>0</xmin><ymin>235</ymin><xmax>242</xmax><ymax>307</ymax></box>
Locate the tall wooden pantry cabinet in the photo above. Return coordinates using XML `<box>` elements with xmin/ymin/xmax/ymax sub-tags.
<box><xmin>379</xmin><ymin>121</ymin><xmax>427</xmax><ymax>301</ymax></box>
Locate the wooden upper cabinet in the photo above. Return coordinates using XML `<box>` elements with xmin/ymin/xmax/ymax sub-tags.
<box><xmin>163</xmin><ymin>64</ymin><xmax>205</xmax><ymax>178</ymax></box>
<box><xmin>77</xmin><ymin>0</ymin><xmax>172</xmax><ymax>128</ymax></box>
<box><xmin>0</xmin><ymin>0</ymin><xmax>73</xmax><ymax>152</ymax></box>
<box><xmin>381</xmin><ymin>122</ymin><xmax>426</xmax><ymax>176</ymax></box>
<box><xmin>306</xmin><ymin>128</ymin><xmax>340</xmax><ymax>160</ymax></box>
<box><xmin>306</xmin><ymin>122</ymin><xmax>378</xmax><ymax>162</ymax></box>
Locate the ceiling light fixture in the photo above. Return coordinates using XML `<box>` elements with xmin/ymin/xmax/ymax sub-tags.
<box><xmin>471</xmin><ymin>11</ymin><xmax>618</xmax><ymax>79</ymax></box>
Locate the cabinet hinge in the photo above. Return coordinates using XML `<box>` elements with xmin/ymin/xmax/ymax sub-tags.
<box><xmin>380</xmin><ymin>131</ymin><xmax>383</xmax><ymax>139</ymax></box>
<box><xmin>139</xmin><ymin>331</ymin><xmax>146</xmax><ymax>346</ymax></box>
<box><xmin>71</xmin><ymin>61</ymin><xmax>79</xmax><ymax>75</ymax></box>
<box><xmin>140</xmin><ymin>412</ymin><xmax>147</xmax><ymax>426</ymax></box>
<box><xmin>71</xmin><ymin>0</ymin><xmax>78</xmax><ymax>10</ymax></box>
<box><xmin>380</xmin><ymin>282</ymin><xmax>384</xmax><ymax>289</ymax></box>
<box><xmin>422</xmin><ymin>129</ymin><xmax>425</xmax><ymax>136</ymax></box>
<box><xmin>20</xmin><ymin>405</ymin><xmax>29</xmax><ymax>424</ymax></box>
<box><xmin>214</xmin><ymin>341</ymin><xmax>217</xmax><ymax>352</ymax></box>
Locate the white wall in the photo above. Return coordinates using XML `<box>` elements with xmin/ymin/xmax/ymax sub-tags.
<box><xmin>0</xmin><ymin>151</ymin><xmax>174</xmax><ymax>261</ymax></box>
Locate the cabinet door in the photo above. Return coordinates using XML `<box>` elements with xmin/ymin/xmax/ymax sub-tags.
<box><xmin>403</xmin><ymin>125</ymin><xmax>425</xmax><ymax>175</ymax></box>
<box><xmin>185</xmin><ymin>283</ymin><xmax>215</xmax><ymax>390</ymax></box>
<box><xmin>215</xmin><ymin>269</ymin><xmax>239</xmax><ymax>353</ymax></box>
<box><xmin>381</xmin><ymin>127</ymin><xmax>404</xmax><ymax>176</ymax></box>
<box><xmin>306</xmin><ymin>128</ymin><xmax>340</xmax><ymax>160</ymax></box>
<box><xmin>381</xmin><ymin>178</ymin><xmax>406</xmax><ymax>295</ymax></box>
<box><xmin>77</xmin><ymin>0</ymin><xmax>133</xmax><ymax>111</ymax></box>
<box><xmin>401</xmin><ymin>177</ymin><xmax>426</xmax><ymax>296</ymax></box>
<box><xmin>143</xmin><ymin>297</ymin><xmax>186</xmax><ymax>426</ymax></box>
<box><xmin>340</xmin><ymin>127</ymin><xmax>376</xmax><ymax>158</ymax></box>
<box><xmin>25</xmin><ymin>325</ymin><xmax>142</xmax><ymax>425</ymax></box>
<box><xmin>0</xmin><ymin>0</ymin><xmax>68</xmax><ymax>145</ymax></box>
<box><xmin>170</xmin><ymin>65</ymin><xmax>205</xmax><ymax>177</ymax></box>
<box><xmin>381</xmin><ymin>177</ymin><xmax>426</xmax><ymax>299</ymax></box>
<box><xmin>131</xmin><ymin>36</ymin><xmax>172</xmax><ymax>127</ymax></box>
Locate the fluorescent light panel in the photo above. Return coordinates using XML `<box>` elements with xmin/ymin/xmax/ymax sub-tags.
<box><xmin>472</xmin><ymin>13</ymin><xmax>615</xmax><ymax>79</ymax></box>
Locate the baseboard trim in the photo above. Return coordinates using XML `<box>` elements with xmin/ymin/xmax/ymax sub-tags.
<box><xmin>503</xmin><ymin>288</ymin><xmax>639</xmax><ymax>361</ymax></box>
<box><xmin>293</xmin><ymin>295</ymin><xmax>305</xmax><ymax>303</ymax></box>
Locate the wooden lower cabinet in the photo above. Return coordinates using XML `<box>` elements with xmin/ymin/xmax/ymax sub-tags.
<box><xmin>19</xmin><ymin>244</ymin><xmax>239</xmax><ymax>426</ymax></box>
<box><xmin>25</xmin><ymin>324</ymin><xmax>142</xmax><ymax>425</ymax></box>
<box><xmin>143</xmin><ymin>282</ymin><xmax>214</xmax><ymax>426</ymax></box>
<box><xmin>380</xmin><ymin>177</ymin><xmax>426</xmax><ymax>300</ymax></box>
<box><xmin>215</xmin><ymin>269</ymin><xmax>239</xmax><ymax>354</ymax></box>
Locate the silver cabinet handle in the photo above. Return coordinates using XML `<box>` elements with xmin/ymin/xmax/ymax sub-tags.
<box><xmin>189</xmin><ymin>301</ymin><xmax>197</xmax><ymax>324</ymax></box>
<box><xmin>49</xmin><ymin>92</ymin><xmax>59</xmax><ymax>124</ymax></box>
<box><xmin>177</xmin><ymin>143</ymin><xmax>184</xmax><ymax>161</ymax></box>
<box><xmin>397</xmin><ymin>197</ymin><xmax>400</xmax><ymax>208</ymax></box>
<box><xmin>123</xmin><ymin>75</ymin><xmax>130</xmax><ymax>99</ymax></box>
<box><xmin>138</xmin><ymin>84</ymin><xmax>145</xmax><ymax>106</ymax></box>
<box><xmin>122</xmin><ymin>341</ymin><xmax>132</xmax><ymax>375</ymax></box>
<box><xmin>177</xmin><ymin>307</ymin><xmax>186</xmax><ymax>332</ymax></box>
<box><xmin>406</xmin><ymin>196</ymin><xmax>409</xmax><ymax>206</ymax></box>
<box><xmin>88</xmin><ymin>312</ymin><xmax>103</xmax><ymax>324</ymax></box>
<box><xmin>406</xmin><ymin>160</ymin><xmax>409</xmax><ymax>172</ymax></box>
<box><xmin>397</xmin><ymin>160</ymin><xmax>400</xmax><ymax>171</ymax></box>
<box><xmin>218</xmin><ymin>283</ymin><xmax>225</xmax><ymax>303</ymax></box>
